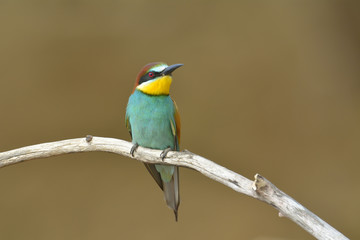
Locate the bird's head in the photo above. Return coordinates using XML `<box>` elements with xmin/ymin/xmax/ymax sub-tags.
<box><xmin>133</xmin><ymin>62</ymin><xmax>183</xmax><ymax>95</ymax></box>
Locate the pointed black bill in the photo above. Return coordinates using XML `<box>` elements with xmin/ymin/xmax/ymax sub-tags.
<box><xmin>162</xmin><ymin>64</ymin><xmax>183</xmax><ymax>76</ymax></box>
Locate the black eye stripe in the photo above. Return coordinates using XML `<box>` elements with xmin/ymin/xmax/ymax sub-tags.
<box><xmin>139</xmin><ymin>71</ymin><xmax>161</xmax><ymax>85</ymax></box>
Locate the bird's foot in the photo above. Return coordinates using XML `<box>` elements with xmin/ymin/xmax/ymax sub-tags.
<box><xmin>130</xmin><ymin>143</ymin><xmax>139</xmax><ymax>157</ymax></box>
<box><xmin>160</xmin><ymin>147</ymin><xmax>172</xmax><ymax>161</ymax></box>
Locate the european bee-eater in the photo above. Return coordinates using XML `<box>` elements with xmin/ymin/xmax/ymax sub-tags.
<box><xmin>125</xmin><ymin>62</ymin><xmax>183</xmax><ymax>221</ymax></box>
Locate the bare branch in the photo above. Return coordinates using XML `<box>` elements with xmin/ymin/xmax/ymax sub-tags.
<box><xmin>0</xmin><ymin>136</ymin><xmax>348</xmax><ymax>240</ymax></box>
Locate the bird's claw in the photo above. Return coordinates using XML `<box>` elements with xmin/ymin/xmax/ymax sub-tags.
<box><xmin>130</xmin><ymin>143</ymin><xmax>139</xmax><ymax>157</ymax></box>
<box><xmin>160</xmin><ymin>147</ymin><xmax>172</xmax><ymax>161</ymax></box>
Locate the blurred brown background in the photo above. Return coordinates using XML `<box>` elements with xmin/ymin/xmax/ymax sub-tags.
<box><xmin>0</xmin><ymin>1</ymin><xmax>359</xmax><ymax>239</ymax></box>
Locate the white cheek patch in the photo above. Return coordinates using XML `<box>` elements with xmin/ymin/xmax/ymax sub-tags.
<box><xmin>137</xmin><ymin>79</ymin><xmax>154</xmax><ymax>88</ymax></box>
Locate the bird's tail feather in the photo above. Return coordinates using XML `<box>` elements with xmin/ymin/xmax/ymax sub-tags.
<box><xmin>163</xmin><ymin>166</ymin><xmax>180</xmax><ymax>221</ymax></box>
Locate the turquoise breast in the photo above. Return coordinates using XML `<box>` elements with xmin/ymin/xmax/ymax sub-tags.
<box><xmin>126</xmin><ymin>90</ymin><xmax>176</xmax><ymax>150</ymax></box>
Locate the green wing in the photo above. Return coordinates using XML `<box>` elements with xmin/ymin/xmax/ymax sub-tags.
<box><xmin>125</xmin><ymin>112</ymin><xmax>164</xmax><ymax>190</ymax></box>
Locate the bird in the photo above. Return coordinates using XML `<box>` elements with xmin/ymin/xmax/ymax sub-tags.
<box><xmin>125</xmin><ymin>62</ymin><xmax>183</xmax><ymax>221</ymax></box>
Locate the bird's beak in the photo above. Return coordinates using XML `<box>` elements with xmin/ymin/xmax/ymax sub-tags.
<box><xmin>162</xmin><ymin>64</ymin><xmax>184</xmax><ymax>76</ymax></box>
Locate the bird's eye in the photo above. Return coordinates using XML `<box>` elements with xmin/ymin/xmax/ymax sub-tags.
<box><xmin>148</xmin><ymin>72</ymin><xmax>155</xmax><ymax>78</ymax></box>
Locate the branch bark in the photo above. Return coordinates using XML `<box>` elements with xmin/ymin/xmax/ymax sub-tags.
<box><xmin>0</xmin><ymin>136</ymin><xmax>348</xmax><ymax>240</ymax></box>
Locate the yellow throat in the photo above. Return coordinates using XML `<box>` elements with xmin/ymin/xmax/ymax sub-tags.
<box><xmin>136</xmin><ymin>75</ymin><xmax>172</xmax><ymax>95</ymax></box>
